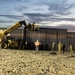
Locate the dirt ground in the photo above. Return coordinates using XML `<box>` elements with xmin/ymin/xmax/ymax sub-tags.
<box><xmin>0</xmin><ymin>49</ymin><xmax>75</xmax><ymax>75</ymax></box>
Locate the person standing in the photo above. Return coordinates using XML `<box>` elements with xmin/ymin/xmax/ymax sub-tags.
<box><xmin>69</xmin><ymin>44</ymin><xmax>74</xmax><ymax>56</ymax></box>
<box><xmin>35</xmin><ymin>40</ymin><xmax>41</xmax><ymax>52</ymax></box>
<box><xmin>52</xmin><ymin>42</ymin><xmax>55</xmax><ymax>52</ymax></box>
<box><xmin>61</xmin><ymin>44</ymin><xmax>66</xmax><ymax>54</ymax></box>
<box><xmin>57</xmin><ymin>42</ymin><xmax>62</xmax><ymax>54</ymax></box>
<box><xmin>32</xmin><ymin>22</ymin><xmax>36</xmax><ymax>30</ymax></box>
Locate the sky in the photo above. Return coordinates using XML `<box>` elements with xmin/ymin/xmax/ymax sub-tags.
<box><xmin>0</xmin><ymin>0</ymin><xmax>75</xmax><ymax>32</ymax></box>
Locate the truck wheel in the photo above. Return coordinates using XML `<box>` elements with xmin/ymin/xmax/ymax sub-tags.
<box><xmin>19</xmin><ymin>44</ymin><xmax>24</xmax><ymax>50</ymax></box>
<box><xmin>19</xmin><ymin>44</ymin><xmax>22</xmax><ymax>49</ymax></box>
<box><xmin>1</xmin><ymin>42</ymin><xmax>8</xmax><ymax>49</ymax></box>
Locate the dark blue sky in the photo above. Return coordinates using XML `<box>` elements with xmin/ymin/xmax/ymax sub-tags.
<box><xmin>0</xmin><ymin>0</ymin><xmax>75</xmax><ymax>32</ymax></box>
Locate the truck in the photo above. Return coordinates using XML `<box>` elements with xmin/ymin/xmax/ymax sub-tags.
<box><xmin>0</xmin><ymin>20</ymin><xmax>39</xmax><ymax>49</ymax></box>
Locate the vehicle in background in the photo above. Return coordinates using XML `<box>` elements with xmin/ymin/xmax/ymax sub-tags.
<box><xmin>0</xmin><ymin>20</ymin><xmax>39</xmax><ymax>49</ymax></box>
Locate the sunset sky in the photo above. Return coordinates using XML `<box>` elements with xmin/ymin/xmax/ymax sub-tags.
<box><xmin>0</xmin><ymin>0</ymin><xmax>75</xmax><ymax>32</ymax></box>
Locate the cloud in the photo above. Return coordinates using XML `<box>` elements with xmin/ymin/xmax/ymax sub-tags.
<box><xmin>23</xmin><ymin>13</ymin><xmax>61</xmax><ymax>23</ymax></box>
<box><xmin>48</xmin><ymin>0</ymin><xmax>73</xmax><ymax>15</ymax></box>
<box><xmin>38</xmin><ymin>0</ymin><xmax>75</xmax><ymax>15</ymax></box>
<box><xmin>22</xmin><ymin>0</ymin><xmax>75</xmax><ymax>23</ymax></box>
<box><xmin>23</xmin><ymin>13</ymin><xmax>75</xmax><ymax>22</ymax></box>
<box><xmin>0</xmin><ymin>20</ymin><xmax>15</xmax><ymax>23</ymax></box>
<box><xmin>0</xmin><ymin>0</ymin><xmax>75</xmax><ymax>31</ymax></box>
<box><xmin>0</xmin><ymin>15</ymin><xmax>24</xmax><ymax>20</ymax></box>
<box><xmin>42</xmin><ymin>24</ymin><xmax>75</xmax><ymax>29</ymax></box>
<box><xmin>48</xmin><ymin>18</ymin><xmax>75</xmax><ymax>22</ymax></box>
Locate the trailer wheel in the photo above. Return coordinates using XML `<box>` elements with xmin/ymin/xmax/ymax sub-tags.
<box><xmin>1</xmin><ymin>42</ymin><xmax>8</xmax><ymax>49</ymax></box>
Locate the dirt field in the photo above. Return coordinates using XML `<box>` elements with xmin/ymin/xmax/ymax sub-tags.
<box><xmin>0</xmin><ymin>49</ymin><xmax>75</xmax><ymax>75</ymax></box>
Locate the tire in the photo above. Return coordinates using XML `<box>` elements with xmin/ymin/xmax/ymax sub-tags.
<box><xmin>19</xmin><ymin>44</ymin><xmax>22</xmax><ymax>49</ymax></box>
<box><xmin>19</xmin><ymin>44</ymin><xmax>25</xmax><ymax>50</ymax></box>
<box><xmin>1</xmin><ymin>42</ymin><xmax>8</xmax><ymax>49</ymax></box>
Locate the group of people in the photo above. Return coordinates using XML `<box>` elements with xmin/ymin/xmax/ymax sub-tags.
<box><xmin>27</xmin><ymin>22</ymin><xmax>39</xmax><ymax>31</ymax></box>
<box><xmin>34</xmin><ymin>40</ymin><xmax>74</xmax><ymax>56</ymax></box>
<box><xmin>52</xmin><ymin>42</ymin><xmax>74</xmax><ymax>56</ymax></box>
